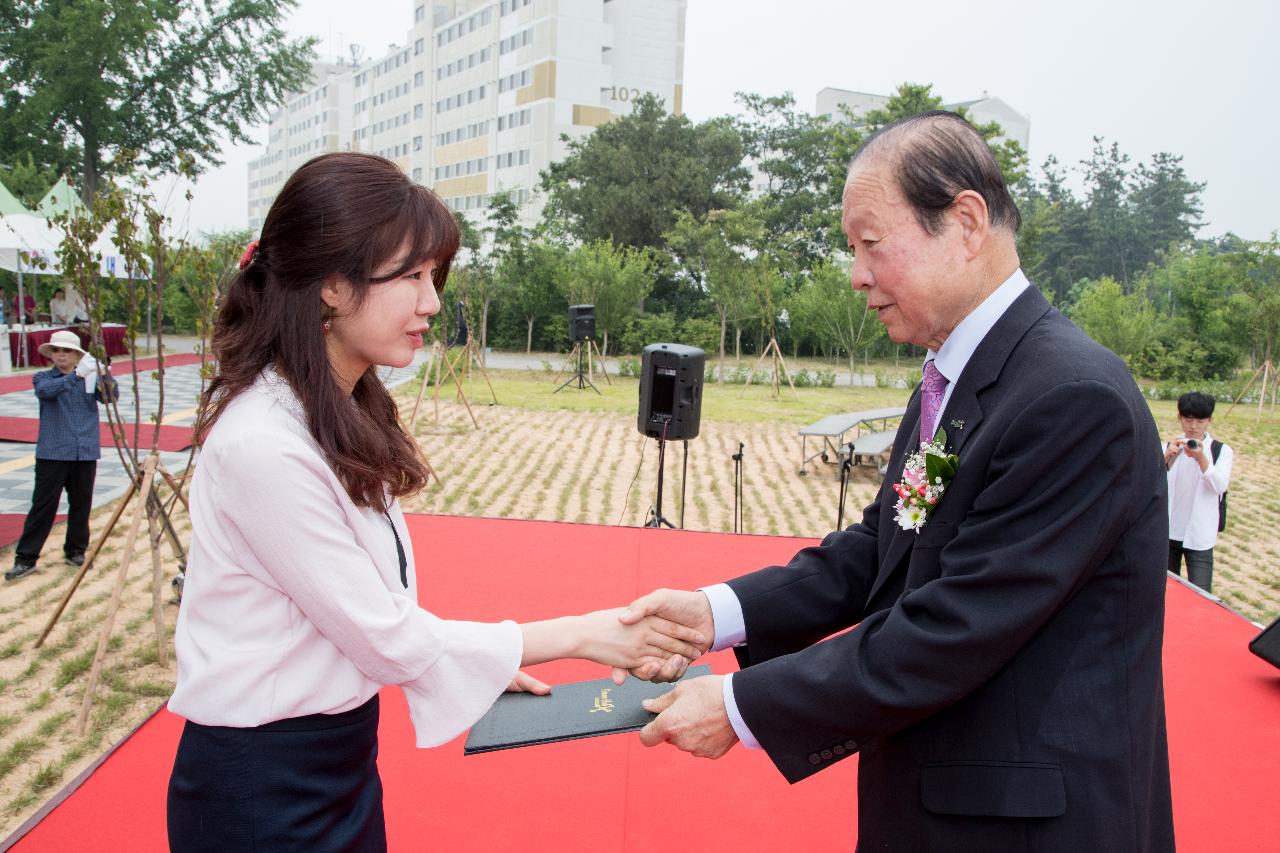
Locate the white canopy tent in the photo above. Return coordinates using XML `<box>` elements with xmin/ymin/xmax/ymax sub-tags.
<box><xmin>0</xmin><ymin>213</ymin><xmax>139</xmax><ymax>370</ymax></box>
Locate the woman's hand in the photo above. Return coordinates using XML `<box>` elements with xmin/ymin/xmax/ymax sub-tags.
<box><xmin>505</xmin><ymin>670</ymin><xmax>551</xmax><ymax>694</ymax></box>
<box><xmin>518</xmin><ymin>609</ymin><xmax>706</xmax><ymax>677</ymax></box>
<box><xmin>572</xmin><ymin>608</ymin><xmax>705</xmax><ymax>673</ymax></box>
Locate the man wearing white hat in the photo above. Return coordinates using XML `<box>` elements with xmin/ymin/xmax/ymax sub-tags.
<box><xmin>6</xmin><ymin>330</ymin><xmax>116</xmax><ymax>581</ymax></box>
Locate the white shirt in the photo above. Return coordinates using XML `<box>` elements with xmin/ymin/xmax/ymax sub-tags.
<box><xmin>169</xmin><ymin>369</ymin><xmax>522</xmax><ymax>746</ymax></box>
<box><xmin>50</xmin><ymin>296</ymin><xmax>75</xmax><ymax>325</ymax></box>
<box><xmin>1166</xmin><ymin>431</ymin><xmax>1231</xmax><ymax>551</ymax></box>
<box><xmin>705</xmin><ymin>268</ymin><xmax>1033</xmax><ymax>750</ymax></box>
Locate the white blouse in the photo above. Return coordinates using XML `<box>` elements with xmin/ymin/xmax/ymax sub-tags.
<box><xmin>169</xmin><ymin>369</ymin><xmax>521</xmax><ymax>746</ymax></box>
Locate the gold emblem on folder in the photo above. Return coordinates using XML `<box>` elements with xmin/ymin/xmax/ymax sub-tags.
<box><xmin>589</xmin><ymin>688</ymin><xmax>614</xmax><ymax>713</ymax></box>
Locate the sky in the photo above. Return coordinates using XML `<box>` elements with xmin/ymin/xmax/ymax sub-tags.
<box><xmin>175</xmin><ymin>0</ymin><xmax>1280</xmax><ymax>241</ymax></box>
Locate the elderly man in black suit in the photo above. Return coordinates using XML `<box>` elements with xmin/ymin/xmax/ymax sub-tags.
<box><xmin>619</xmin><ymin>112</ymin><xmax>1174</xmax><ymax>852</ymax></box>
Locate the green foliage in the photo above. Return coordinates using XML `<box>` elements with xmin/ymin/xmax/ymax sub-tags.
<box><xmin>541</xmin><ymin>94</ymin><xmax>749</xmax><ymax>251</ymax></box>
<box><xmin>1017</xmin><ymin>142</ymin><xmax>1206</xmax><ymax>301</ymax></box>
<box><xmin>1068</xmin><ymin>276</ymin><xmax>1159</xmax><ymax>366</ymax></box>
<box><xmin>1130</xmin><ymin>338</ymin><xmax>1240</xmax><ymax>382</ymax></box>
<box><xmin>615</xmin><ymin>312</ymin><xmax>677</xmax><ymax>355</ymax></box>
<box><xmin>560</xmin><ymin>240</ymin><xmax>654</xmax><ymax>354</ymax></box>
<box><xmin>734</xmin><ymin>92</ymin><xmax>844</xmax><ymax>268</ymax></box>
<box><xmin>0</xmin><ymin>0</ymin><xmax>315</xmax><ymax>202</ymax></box>
<box><xmin>786</xmin><ymin>261</ymin><xmax>885</xmax><ymax>370</ymax></box>
<box><xmin>677</xmin><ymin>317</ymin><xmax>720</xmax><ymax>354</ymax></box>
<box><xmin>0</xmin><ymin>152</ymin><xmax>58</xmax><ymax>209</ymax></box>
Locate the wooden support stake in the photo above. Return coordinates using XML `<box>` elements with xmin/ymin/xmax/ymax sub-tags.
<box><xmin>76</xmin><ymin>455</ymin><xmax>157</xmax><ymax>735</ymax></box>
<box><xmin>36</xmin><ymin>478</ymin><xmax>138</xmax><ymax>648</ymax></box>
<box><xmin>589</xmin><ymin>339</ymin><xmax>613</xmax><ymax>386</ymax></box>
<box><xmin>145</xmin><ymin>498</ymin><xmax>168</xmax><ymax>666</ymax></box>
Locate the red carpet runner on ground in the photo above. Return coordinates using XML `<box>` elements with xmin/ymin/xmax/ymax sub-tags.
<box><xmin>7</xmin><ymin>516</ymin><xmax>1279</xmax><ymax>852</ymax></box>
<box><xmin>0</xmin><ymin>513</ymin><xmax>64</xmax><ymax>550</ymax></box>
<box><xmin>0</xmin><ymin>417</ymin><xmax>193</xmax><ymax>452</ymax></box>
<box><xmin>0</xmin><ymin>352</ymin><xmax>205</xmax><ymax>396</ymax></box>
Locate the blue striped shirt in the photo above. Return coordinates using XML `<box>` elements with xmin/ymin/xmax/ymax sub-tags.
<box><xmin>33</xmin><ymin>368</ymin><xmax>113</xmax><ymax>461</ymax></box>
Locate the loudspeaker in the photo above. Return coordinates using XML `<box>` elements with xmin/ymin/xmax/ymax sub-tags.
<box><xmin>1250</xmin><ymin>614</ymin><xmax>1280</xmax><ymax>670</ymax></box>
<box><xmin>568</xmin><ymin>304</ymin><xmax>596</xmax><ymax>342</ymax></box>
<box><xmin>638</xmin><ymin>343</ymin><xmax>704</xmax><ymax>440</ymax></box>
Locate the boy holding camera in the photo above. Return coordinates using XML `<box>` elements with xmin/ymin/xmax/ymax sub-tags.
<box><xmin>1163</xmin><ymin>391</ymin><xmax>1233</xmax><ymax>593</ymax></box>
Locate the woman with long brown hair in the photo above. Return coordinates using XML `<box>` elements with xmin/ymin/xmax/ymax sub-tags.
<box><xmin>166</xmin><ymin>153</ymin><xmax>701</xmax><ymax>851</ymax></box>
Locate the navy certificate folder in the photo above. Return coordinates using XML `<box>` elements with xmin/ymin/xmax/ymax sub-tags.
<box><xmin>464</xmin><ymin>665</ymin><xmax>712</xmax><ymax>755</ymax></box>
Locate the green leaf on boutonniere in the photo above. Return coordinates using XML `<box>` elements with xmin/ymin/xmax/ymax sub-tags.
<box><xmin>925</xmin><ymin>451</ymin><xmax>958</xmax><ymax>484</ymax></box>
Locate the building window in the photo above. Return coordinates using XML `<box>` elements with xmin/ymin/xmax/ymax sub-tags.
<box><xmin>415</xmin><ymin>4</ymin><xmax>425</xmax><ymax>23</ymax></box>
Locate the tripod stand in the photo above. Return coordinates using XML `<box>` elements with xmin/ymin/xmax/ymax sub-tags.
<box><xmin>554</xmin><ymin>338</ymin><xmax>606</xmax><ymax>394</ymax></box>
<box><xmin>836</xmin><ymin>441</ymin><xmax>855</xmax><ymax>530</ymax></box>
<box><xmin>645</xmin><ymin>432</ymin><xmax>688</xmax><ymax>529</ymax></box>
<box><xmin>731</xmin><ymin>442</ymin><xmax>744</xmax><ymax>534</ymax></box>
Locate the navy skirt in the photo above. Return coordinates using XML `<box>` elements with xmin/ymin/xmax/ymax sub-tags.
<box><xmin>167</xmin><ymin>695</ymin><xmax>385</xmax><ymax>852</ymax></box>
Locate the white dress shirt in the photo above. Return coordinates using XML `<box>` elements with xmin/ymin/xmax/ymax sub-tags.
<box><xmin>704</xmin><ymin>268</ymin><xmax>1033</xmax><ymax>750</ymax></box>
<box><xmin>1166</xmin><ymin>431</ymin><xmax>1231</xmax><ymax>551</ymax></box>
<box><xmin>169</xmin><ymin>369</ymin><xmax>522</xmax><ymax>747</ymax></box>
<box><xmin>50</xmin><ymin>296</ymin><xmax>75</xmax><ymax>325</ymax></box>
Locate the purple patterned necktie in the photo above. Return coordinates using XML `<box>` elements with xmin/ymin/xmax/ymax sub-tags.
<box><xmin>920</xmin><ymin>360</ymin><xmax>949</xmax><ymax>447</ymax></box>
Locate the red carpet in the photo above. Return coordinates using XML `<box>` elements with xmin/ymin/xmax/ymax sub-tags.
<box><xmin>7</xmin><ymin>516</ymin><xmax>1278</xmax><ymax>852</ymax></box>
<box><xmin>0</xmin><ymin>512</ymin><xmax>64</xmax><ymax>549</ymax></box>
<box><xmin>0</xmin><ymin>352</ymin><xmax>205</xmax><ymax>396</ymax></box>
<box><xmin>0</xmin><ymin>417</ymin><xmax>193</xmax><ymax>451</ymax></box>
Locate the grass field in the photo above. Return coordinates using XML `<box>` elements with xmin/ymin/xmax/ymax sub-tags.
<box><xmin>0</xmin><ymin>361</ymin><xmax>1275</xmax><ymax>841</ymax></box>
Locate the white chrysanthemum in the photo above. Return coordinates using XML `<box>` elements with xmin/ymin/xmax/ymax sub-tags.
<box><xmin>897</xmin><ymin>505</ymin><xmax>927</xmax><ymax>531</ymax></box>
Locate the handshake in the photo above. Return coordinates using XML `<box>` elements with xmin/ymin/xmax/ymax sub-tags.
<box><xmin>514</xmin><ymin>589</ymin><xmax>736</xmax><ymax>760</ymax></box>
<box><xmin>516</xmin><ymin>588</ymin><xmax>713</xmax><ymax>691</ymax></box>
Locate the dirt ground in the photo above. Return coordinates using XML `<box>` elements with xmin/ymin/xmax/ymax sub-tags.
<box><xmin>0</xmin><ymin>389</ymin><xmax>1276</xmax><ymax>842</ymax></box>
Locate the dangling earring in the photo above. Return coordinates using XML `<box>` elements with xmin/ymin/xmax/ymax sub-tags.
<box><xmin>322</xmin><ymin>319</ymin><xmax>331</xmax><ymax>334</ymax></box>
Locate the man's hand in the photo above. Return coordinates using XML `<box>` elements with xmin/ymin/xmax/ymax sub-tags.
<box><xmin>614</xmin><ymin>589</ymin><xmax>714</xmax><ymax>683</ymax></box>
<box><xmin>638</xmin><ymin>674</ymin><xmax>738</xmax><ymax>759</ymax></box>
<box><xmin>74</xmin><ymin>353</ymin><xmax>97</xmax><ymax>378</ymax></box>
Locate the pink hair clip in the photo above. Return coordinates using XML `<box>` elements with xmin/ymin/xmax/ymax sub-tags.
<box><xmin>238</xmin><ymin>239</ymin><xmax>260</xmax><ymax>271</ymax></box>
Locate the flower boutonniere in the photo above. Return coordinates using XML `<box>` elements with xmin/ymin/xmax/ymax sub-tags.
<box><xmin>892</xmin><ymin>432</ymin><xmax>959</xmax><ymax>533</ymax></box>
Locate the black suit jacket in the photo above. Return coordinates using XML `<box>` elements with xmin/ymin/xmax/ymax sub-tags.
<box><xmin>726</xmin><ymin>286</ymin><xmax>1175</xmax><ymax>853</ymax></box>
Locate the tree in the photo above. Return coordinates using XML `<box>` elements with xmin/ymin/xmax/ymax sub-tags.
<box><xmin>1129</xmin><ymin>152</ymin><xmax>1205</xmax><ymax>266</ymax></box>
<box><xmin>1239</xmin><ymin>236</ymin><xmax>1280</xmax><ymax>370</ymax></box>
<box><xmin>664</xmin><ymin>206</ymin><xmax>760</xmax><ymax>379</ymax></box>
<box><xmin>860</xmin><ymin>83</ymin><xmax>1029</xmax><ymax>189</ymax></box>
<box><xmin>560</xmin><ymin>240</ymin><xmax>653</xmax><ymax>355</ymax></box>
<box><xmin>1067</xmin><ymin>276</ymin><xmax>1158</xmax><ymax>366</ymax></box>
<box><xmin>0</xmin><ymin>0</ymin><xmax>314</xmax><ymax>202</ymax></box>
<box><xmin>734</xmin><ymin>92</ymin><xmax>842</xmax><ymax>268</ymax></box>
<box><xmin>0</xmin><ymin>151</ymin><xmax>59</xmax><ymax>208</ymax></box>
<box><xmin>504</xmin><ymin>238</ymin><xmax>566</xmax><ymax>354</ymax></box>
<box><xmin>540</xmin><ymin>93</ymin><xmax>749</xmax><ymax>252</ymax></box>
<box><xmin>786</xmin><ymin>261</ymin><xmax>884</xmax><ymax>372</ymax></box>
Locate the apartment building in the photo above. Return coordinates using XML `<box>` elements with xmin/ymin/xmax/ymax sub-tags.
<box><xmin>246</xmin><ymin>0</ymin><xmax>689</xmax><ymax>231</ymax></box>
<box><xmin>815</xmin><ymin>87</ymin><xmax>1031</xmax><ymax>150</ymax></box>
<box><xmin>246</xmin><ymin>62</ymin><xmax>354</xmax><ymax>232</ymax></box>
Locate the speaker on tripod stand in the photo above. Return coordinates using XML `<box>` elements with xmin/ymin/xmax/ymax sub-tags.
<box><xmin>638</xmin><ymin>344</ymin><xmax>704</xmax><ymax>528</ymax></box>
<box><xmin>569</xmin><ymin>305</ymin><xmax>596</xmax><ymax>343</ymax></box>
<box><xmin>557</xmin><ymin>305</ymin><xmax>601</xmax><ymax>393</ymax></box>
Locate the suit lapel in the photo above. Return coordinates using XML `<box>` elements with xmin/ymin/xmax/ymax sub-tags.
<box><xmin>866</xmin><ymin>285</ymin><xmax>1054</xmax><ymax>604</ymax></box>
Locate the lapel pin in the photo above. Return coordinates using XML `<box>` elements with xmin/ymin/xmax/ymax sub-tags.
<box><xmin>950</xmin><ymin>419</ymin><xmax>965</xmax><ymax>430</ymax></box>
